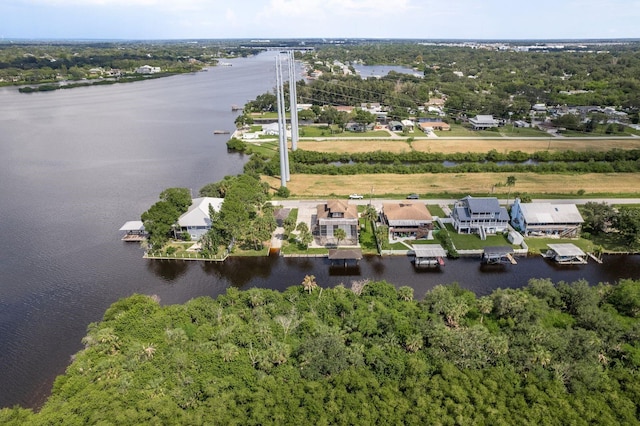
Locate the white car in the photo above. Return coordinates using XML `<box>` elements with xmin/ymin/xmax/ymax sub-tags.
<box><xmin>349</xmin><ymin>194</ymin><xmax>364</xmax><ymax>199</ymax></box>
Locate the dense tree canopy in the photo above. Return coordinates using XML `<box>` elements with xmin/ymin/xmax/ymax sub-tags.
<box><xmin>2</xmin><ymin>278</ymin><xmax>639</xmax><ymax>425</ymax></box>
<box><xmin>141</xmin><ymin>187</ymin><xmax>191</xmax><ymax>250</ymax></box>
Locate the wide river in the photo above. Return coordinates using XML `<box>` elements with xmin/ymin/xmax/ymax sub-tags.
<box><xmin>1</xmin><ymin>51</ymin><xmax>639</xmax><ymax>410</ymax></box>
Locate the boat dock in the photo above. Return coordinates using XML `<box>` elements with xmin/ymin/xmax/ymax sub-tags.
<box><xmin>328</xmin><ymin>248</ymin><xmax>363</xmax><ymax>267</ymax></box>
<box><xmin>543</xmin><ymin>243</ymin><xmax>588</xmax><ymax>264</ymax></box>
<box><xmin>119</xmin><ymin>221</ymin><xmax>146</xmax><ymax>242</ymax></box>
<box><xmin>412</xmin><ymin>244</ymin><xmax>447</xmax><ymax>268</ymax></box>
<box><xmin>482</xmin><ymin>246</ymin><xmax>517</xmax><ymax>265</ymax></box>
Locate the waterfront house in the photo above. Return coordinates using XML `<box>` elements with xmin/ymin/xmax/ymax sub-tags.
<box><xmin>451</xmin><ymin>195</ymin><xmax>509</xmax><ymax>239</ymax></box>
<box><xmin>178</xmin><ymin>197</ymin><xmax>224</xmax><ymax>240</ymax></box>
<box><xmin>382</xmin><ymin>202</ymin><xmax>433</xmax><ymax>240</ymax></box>
<box><xmin>316</xmin><ymin>200</ymin><xmax>359</xmax><ymax>246</ymax></box>
<box><xmin>469</xmin><ymin>115</ymin><xmax>499</xmax><ymax>130</ymax></box>
<box><xmin>510</xmin><ymin>198</ymin><xmax>584</xmax><ymax>237</ymax></box>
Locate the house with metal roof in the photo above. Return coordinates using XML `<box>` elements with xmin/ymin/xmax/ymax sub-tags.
<box><xmin>469</xmin><ymin>114</ymin><xmax>499</xmax><ymax>130</ymax></box>
<box><xmin>510</xmin><ymin>198</ymin><xmax>584</xmax><ymax>237</ymax></box>
<box><xmin>316</xmin><ymin>200</ymin><xmax>359</xmax><ymax>246</ymax></box>
<box><xmin>451</xmin><ymin>195</ymin><xmax>509</xmax><ymax>239</ymax></box>
<box><xmin>382</xmin><ymin>202</ymin><xmax>433</xmax><ymax>240</ymax></box>
<box><xmin>178</xmin><ymin>197</ymin><xmax>224</xmax><ymax>240</ymax></box>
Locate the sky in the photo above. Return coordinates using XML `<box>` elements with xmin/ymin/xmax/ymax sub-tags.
<box><xmin>2</xmin><ymin>0</ymin><xmax>640</xmax><ymax>41</ymax></box>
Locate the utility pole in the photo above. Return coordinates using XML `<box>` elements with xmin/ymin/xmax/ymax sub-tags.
<box><xmin>288</xmin><ymin>50</ymin><xmax>299</xmax><ymax>152</ymax></box>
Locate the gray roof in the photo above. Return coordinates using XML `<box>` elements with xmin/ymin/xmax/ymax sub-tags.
<box><xmin>469</xmin><ymin>115</ymin><xmax>497</xmax><ymax>125</ymax></box>
<box><xmin>519</xmin><ymin>203</ymin><xmax>584</xmax><ymax>224</ymax></box>
<box><xmin>178</xmin><ymin>197</ymin><xmax>224</xmax><ymax>228</ymax></box>
<box><xmin>547</xmin><ymin>243</ymin><xmax>586</xmax><ymax>256</ymax></box>
<box><xmin>455</xmin><ymin>196</ymin><xmax>509</xmax><ymax>221</ymax></box>
<box><xmin>119</xmin><ymin>220</ymin><xmax>145</xmax><ymax>231</ymax></box>
<box><xmin>412</xmin><ymin>244</ymin><xmax>447</xmax><ymax>258</ymax></box>
<box><xmin>483</xmin><ymin>246</ymin><xmax>514</xmax><ymax>255</ymax></box>
<box><xmin>328</xmin><ymin>248</ymin><xmax>363</xmax><ymax>260</ymax></box>
<box><xmin>465</xmin><ymin>196</ymin><xmax>501</xmax><ymax>214</ymax></box>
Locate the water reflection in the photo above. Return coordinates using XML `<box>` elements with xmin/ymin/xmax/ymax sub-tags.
<box><xmin>146</xmin><ymin>259</ymin><xmax>189</xmax><ymax>281</ymax></box>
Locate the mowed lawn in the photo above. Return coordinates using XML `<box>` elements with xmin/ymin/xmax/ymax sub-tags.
<box><xmin>297</xmin><ymin>138</ymin><xmax>640</xmax><ymax>154</ymax></box>
<box><xmin>263</xmin><ymin>172</ymin><xmax>640</xmax><ymax>197</ymax></box>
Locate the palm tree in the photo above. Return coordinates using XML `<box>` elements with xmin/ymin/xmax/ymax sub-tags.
<box><xmin>334</xmin><ymin>228</ymin><xmax>347</xmax><ymax>247</ymax></box>
<box><xmin>477</xmin><ymin>296</ymin><xmax>493</xmax><ymax>324</ymax></box>
<box><xmin>398</xmin><ymin>286</ymin><xmax>414</xmax><ymax>302</ymax></box>
<box><xmin>302</xmin><ymin>274</ymin><xmax>318</xmax><ymax>294</ymax></box>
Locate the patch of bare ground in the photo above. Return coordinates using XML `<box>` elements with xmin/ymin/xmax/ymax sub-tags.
<box><xmin>263</xmin><ymin>173</ymin><xmax>640</xmax><ymax>197</ymax></box>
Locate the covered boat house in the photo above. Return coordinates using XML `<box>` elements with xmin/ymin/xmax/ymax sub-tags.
<box><xmin>482</xmin><ymin>246</ymin><xmax>516</xmax><ymax>265</ymax></box>
<box><xmin>119</xmin><ymin>220</ymin><xmax>146</xmax><ymax>241</ymax></box>
<box><xmin>543</xmin><ymin>243</ymin><xmax>588</xmax><ymax>264</ymax></box>
<box><xmin>328</xmin><ymin>248</ymin><xmax>363</xmax><ymax>267</ymax></box>
<box><xmin>412</xmin><ymin>244</ymin><xmax>447</xmax><ymax>268</ymax></box>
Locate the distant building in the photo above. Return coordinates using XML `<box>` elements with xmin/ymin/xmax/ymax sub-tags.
<box><xmin>418</xmin><ymin>121</ymin><xmax>451</xmax><ymax>132</ymax></box>
<box><xmin>135</xmin><ymin>65</ymin><xmax>161</xmax><ymax>74</ymax></box>
<box><xmin>401</xmin><ymin>119</ymin><xmax>415</xmax><ymax>131</ymax></box>
<box><xmin>262</xmin><ymin>122</ymin><xmax>280</xmax><ymax>136</ymax></box>
<box><xmin>469</xmin><ymin>115</ymin><xmax>499</xmax><ymax>130</ymax></box>
<box><xmin>388</xmin><ymin>121</ymin><xmax>404</xmax><ymax>132</ymax></box>
<box><xmin>510</xmin><ymin>198</ymin><xmax>584</xmax><ymax>237</ymax></box>
<box><xmin>178</xmin><ymin>197</ymin><xmax>224</xmax><ymax>240</ymax></box>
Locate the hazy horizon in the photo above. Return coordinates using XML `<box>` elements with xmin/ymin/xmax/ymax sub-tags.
<box><xmin>3</xmin><ymin>0</ymin><xmax>640</xmax><ymax>41</ymax></box>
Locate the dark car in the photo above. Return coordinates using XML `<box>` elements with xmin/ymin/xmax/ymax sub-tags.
<box><xmin>406</xmin><ymin>193</ymin><xmax>420</xmax><ymax>199</ymax></box>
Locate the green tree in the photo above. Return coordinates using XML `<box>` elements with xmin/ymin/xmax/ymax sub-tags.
<box><xmin>614</xmin><ymin>206</ymin><xmax>640</xmax><ymax>247</ymax></box>
<box><xmin>580</xmin><ymin>202</ymin><xmax>617</xmax><ymax>235</ymax></box>
<box><xmin>334</xmin><ymin>228</ymin><xmax>347</xmax><ymax>247</ymax></box>
<box><xmin>352</xmin><ymin>109</ymin><xmax>376</xmax><ymax>131</ymax></box>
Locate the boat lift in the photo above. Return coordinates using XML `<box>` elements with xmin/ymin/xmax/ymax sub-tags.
<box><xmin>482</xmin><ymin>246</ymin><xmax>517</xmax><ymax>265</ymax></box>
<box><xmin>412</xmin><ymin>244</ymin><xmax>447</xmax><ymax>268</ymax></box>
<box><xmin>543</xmin><ymin>243</ymin><xmax>588</xmax><ymax>264</ymax></box>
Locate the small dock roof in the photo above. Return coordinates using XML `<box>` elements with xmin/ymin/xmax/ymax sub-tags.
<box><xmin>119</xmin><ymin>221</ymin><xmax>145</xmax><ymax>231</ymax></box>
<box><xmin>483</xmin><ymin>246</ymin><xmax>514</xmax><ymax>255</ymax></box>
<box><xmin>328</xmin><ymin>248</ymin><xmax>363</xmax><ymax>260</ymax></box>
<box><xmin>547</xmin><ymin>243</ymin><xmax>586</xmax><ymax>257</ymax></box>
<box><xmin>413</xmin><ymin>244</ymin><xmax>447</xmax><ymax>258</ymax></box>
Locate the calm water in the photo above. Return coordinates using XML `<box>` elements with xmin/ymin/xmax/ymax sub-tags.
<box><xmin>1</xmin><ymin>52</ymin><xmax>639</xmax><ymax>410</ymax></box>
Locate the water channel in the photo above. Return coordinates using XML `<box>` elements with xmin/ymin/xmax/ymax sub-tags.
<box><xmin>1</xmin><ymin>52</ymin><xmax>639</xmax><ymax>410</ymax></box>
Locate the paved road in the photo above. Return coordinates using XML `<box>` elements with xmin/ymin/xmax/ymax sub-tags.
<box><xmin>271</xmin><ymin>197</ymin><xmax>640</xmax><ymax>209</ymax></box>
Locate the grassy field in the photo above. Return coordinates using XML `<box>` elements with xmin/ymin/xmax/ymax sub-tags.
<box><xmin>263</xmin><ymin>172</ymin><xmax>640</xmax><ymax>198</ymax></box>
<box><xmin>297</xmin><ymin>137</ymin><xmax>640</xmax><ymax>154</ymax></box>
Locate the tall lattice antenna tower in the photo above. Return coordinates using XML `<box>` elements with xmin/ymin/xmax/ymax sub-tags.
<box><xmin>275</xmin><ymin>55</ymin><xmax>290</xmax><ymax>186</ymax></box>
